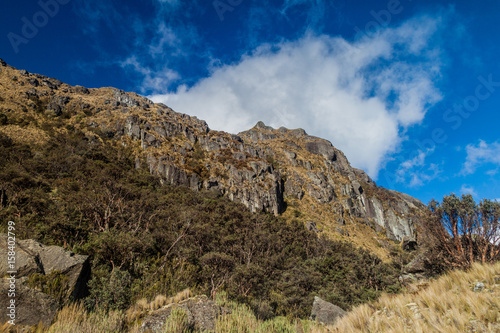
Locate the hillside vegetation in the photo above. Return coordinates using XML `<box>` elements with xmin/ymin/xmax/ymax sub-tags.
<box><xmin>4</xmin><ymin>262</ymin><xmax>498</xmax><ymax>332</ymax></box>
<box><xmin>0</xmin><ymin>127</ymin><xmax>401</xmax><ymax>319</ymax></box>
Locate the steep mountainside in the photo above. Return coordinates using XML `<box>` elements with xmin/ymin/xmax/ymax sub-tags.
<box><xmin>0</xmin><ymin>59</ymin><xmax>426</xmax><ymax>254</ymax></box>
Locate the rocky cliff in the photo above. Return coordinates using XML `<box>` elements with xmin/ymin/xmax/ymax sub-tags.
<box><xmin>0</xmin><ymin>59</ymin><xmax>425</xmax><ymax>247</ymax></box>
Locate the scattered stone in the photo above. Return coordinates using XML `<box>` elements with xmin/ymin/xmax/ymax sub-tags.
<box><xmin>28</xmin><ymin>78</ymin><xmax>39</xmax><ymax>87</ymax></box>
<box><xmin>42</xmin><ymin>78</ymin><xmax>62</xmax><ymax>90</ymax></box>
<box><xmin>473</xmin><ymin>282</ymin><xmax>485</xmax><ymax>292</ymax></box>
<box><xmin>74</xmin><ymin>85</ymin><xmax>90</xmax><ymax>94</ymax></box>
<box><xmin>45</xmin><ymin>95</ymin><xmax>70</xmax><ymax>117</ymax></box>
<box><xmin>0</xmin><ymin>58</ymin><xmax>6</xmax><ymax>66</ymax></box>
<box><xmin>305</xmin><ymin>221</ymin><xmax>320</xmax><ymax>233</ymax></box>
<box><xmin>309</xmin><ymin>296</ymin><xmax>347</xmax><ymax>325</ymax></box>
<box><xmin>232</xmin><ymin>152</ymin><xmax>246</xmax><ymax>160</ymax></box>
<box><xmin>19</xmin><ymin>69</ymin><xmax>29</xmax><ymax>76</ymax></box>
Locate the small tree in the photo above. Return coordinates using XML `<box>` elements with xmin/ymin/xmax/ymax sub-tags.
<box><xmin>426</xmin><ymin>194</ymin><xmax>500</xmax><ymax>269</ymax></box>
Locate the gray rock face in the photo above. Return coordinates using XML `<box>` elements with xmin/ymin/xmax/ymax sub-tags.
<box><xmin>363</xmin><ymin>193</ymin><xmax>421</xmax><ymax>241</ymax></box>
<box><xmin>0</xmin><ymin>279</ymin><xmax>59</xmax><ymax>327</ymax></box>
<box><xmin>139</xmin><ymin>295</ymin><xmax>228</xmax><ymax>332</ymax></box>
<box><xmin>113</xmin><ymin>89</ymin><xmax>141</xmax><ymax>107</ymax></box>
<box><xmin>305</xmin><ymin>139</ymin><xmax>336</xmax><ymax>161</ymax></box>
<box><xmin>309</xmin><ymin>296</ymin><xmax>347</xmax><ymax>325</ymax></box>
<box><xmin>0</xmin><ymin>234</ymin><xmax>90</xmax><ymax>326</ymax></box>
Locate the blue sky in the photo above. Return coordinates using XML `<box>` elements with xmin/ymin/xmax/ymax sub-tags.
<box><xmin>1</xmin><ymin>0</ymin><xmax>499</xmax><ymax>205</ymax></box>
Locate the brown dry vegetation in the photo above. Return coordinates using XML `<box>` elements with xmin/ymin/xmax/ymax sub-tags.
<box><xmin>332</xmin><ymin>261</ymin><xmax>500</xmax><ymax>332</ymax></box>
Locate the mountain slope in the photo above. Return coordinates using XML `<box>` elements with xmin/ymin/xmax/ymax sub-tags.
<box><xmin>0</xmin><ymin>59</ymin><xmax>427</xmax><ymax>257</ymax></box>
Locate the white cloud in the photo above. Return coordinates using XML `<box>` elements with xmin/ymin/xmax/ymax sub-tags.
<box><xmin>461</xmin><ymin>140</ymin><xmax>500</xmax><ymax>175</ymax></box>
<box><xmin>120</xmin><ymin>56</ymin><xmax>180</xmax><ymax>93</ymax></box>
<box><xmin>148</xmin><ymin>15</ymin><xmax>442</xmax><ymax>178</ymax></box>
<box><xmin>395</xmin><ymin>149</ymin><xmax>442</xmax><ymax>187</ymax></box>
<box><xmin>460</xmin><ymin>184</ymin><xmax>477</xmax><ymax>197</ymax></box>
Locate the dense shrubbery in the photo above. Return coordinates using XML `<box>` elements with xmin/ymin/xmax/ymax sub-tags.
<box><xmin>0</xmin><ymin>128</ymin><xmax>402</xmax><ymax>318</ymax></box>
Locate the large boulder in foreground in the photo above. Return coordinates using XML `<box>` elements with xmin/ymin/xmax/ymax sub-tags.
<box><xmin>0</xmin><ymin>279</ymin><xmax>59</xmax><ymax>326</ymax></box>
<box><xmin>309</xmin><ymin>296</ymin><xmax>347</xmax><ymax>325</ymax></box>
<box><xmin>0</xmin><ymin>234</ymin><xmax>90</xmax><ymax>327</ymax></box>
<box><xmin>139</xmin><ymin>295</ymin><xmax>229</xmax><ymax>332</ymax></box>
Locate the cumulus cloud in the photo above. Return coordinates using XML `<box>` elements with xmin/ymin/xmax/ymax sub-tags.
<box><xmin>149</xmin><ymin>16</ymin><xmax>442</xmax><ymax>178</ymax></box>
<box><xmin>461</xmin><ymin>140</ymin><xmax>500</xmax><ymax>175</ymax></box>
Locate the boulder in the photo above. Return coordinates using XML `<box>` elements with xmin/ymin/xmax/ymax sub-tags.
<box><xmin>0</xmin><ymin>279</ymin><xmax>59</xmax><ymax>327</ymax></box>
<box><xmin>35</xmin><ymin>245</ymin><xmax>91</xmax><ymax>300</ymax></box>
<box><xmin>139</xmin><ymin>295</ymin><xmax>228</xmax><ymax>332</ymax></box>
<box><xmin>11</xmin><ymin>236</ymin><xmax>89</xmax><ymax>300</ymax></box>
<box><xmin>305</xmin><ymin>139</ymin><xmax>336</xmax><ymax>161</ymax></box>
<box><xmin>0</xmin><ymin>234</ymin><xmax>90</xmax><ymax>326</ymax></box>
<box><xmin>28</xmin><ymin>78</ymin><xmax>39</xmax><ymax>87</ymax></box>
<box><xmin>74</xmin><ymin>85</ymin><xmax>90</xmax><ymax>94</ymax></box>
<box><xmin>309</xmin><ymin>296</ymin><xmax>347</xmax><ymax>325</ymax></box>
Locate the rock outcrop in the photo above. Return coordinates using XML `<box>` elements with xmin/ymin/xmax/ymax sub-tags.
<box><xmin>0</xmin><ymin>60</ymin><xmax>427</xmax><ymax>245</ymax></box>
<box><xmin>0</xmin><ymin>234</ymin><xmax>90</xmax><ymax>326</ymax></box>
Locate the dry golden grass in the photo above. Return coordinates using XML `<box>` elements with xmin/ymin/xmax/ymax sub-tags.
<box><xmin>332</xmin><ymin>261</ymin><xmax>500</xmax><ymax>332</ymax></box>
<box><xmin>45</xmin><ymin>302</ymin><xmax>124</xmax><ymax>333</ymax></box>
<box><xmin>125</xmin><ymin>288</ymin><xmax>193</xmax><ymax>325</ymax></box>
<box><xmin>0</xmin><ymin>124</ymin><xmax>50</xmax><ymax>145</ymax></box>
